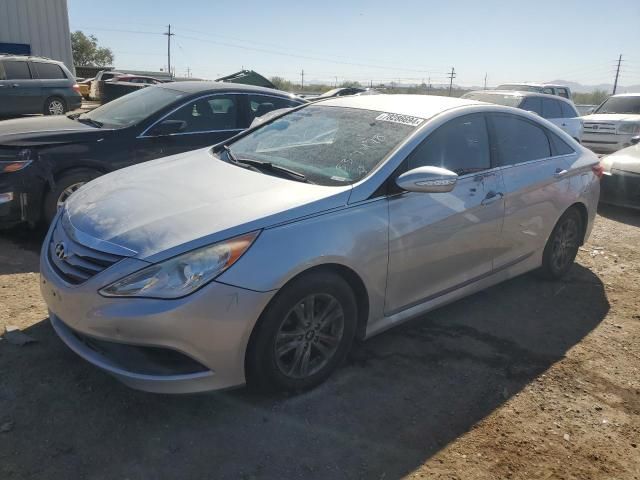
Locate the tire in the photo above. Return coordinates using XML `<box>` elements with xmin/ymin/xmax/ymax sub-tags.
<box><xmin>246</xmin><ymin>271</ymin><xmax>358</xmax><ymax>393</ymax></box>
<box><xmin>43</xmin><ymin>96</ymin><xmax>67</xmax><ymax>116</ymax></box>
<box><xmin>43</xmin><ymin>170</ymin><xmax>101</xmax><ymax>224</ymax></box>
<box><xmin>539</xmin><ymin>207</ymin><xmax>583</xmax><ymax>279</ymax></box>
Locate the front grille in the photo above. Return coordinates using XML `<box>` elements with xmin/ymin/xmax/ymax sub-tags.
<box><xmin>48</xmin><ymin>220</ymin><xmax>124</xmax><ymax>284</ymax></box>
<box><xmin>583</xmin><ymin>122</ymin><xmax>616</xmax><ymax>134</ymax></box>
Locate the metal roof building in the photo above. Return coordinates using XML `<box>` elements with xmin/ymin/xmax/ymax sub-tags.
<box><xmin>0</xmin><ymin>0</ymin><xmax>74</xmax><ymax>72</ymax></box>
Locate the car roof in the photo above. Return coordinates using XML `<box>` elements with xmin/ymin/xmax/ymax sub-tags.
<box><xmin>467</xmin><ymin>90</ymin><xmax>576</xmax><ymax>105</ymax></box>
<box><xmin>316</xmin><ymin>94</ymin><xmax>480</xmax><ymax>118</ymax></box>
<box><xmin>157</xmin><ymin>80</ymin><xmax>300</xmax><ymax>98</ymax></box>
<box><xmin>499</xmin><ymin>82</ymin><xmax>569</xmax><ymax>89</ymax></box>
<box><xmin>611</xmin><ymin>92</ymin><xmax>640</xmax><ymax>97</ymax></box>
<box><xmin>0</xmin><ymin>54</ymin><xmax>63</xmax><ymax>65</ymax></box>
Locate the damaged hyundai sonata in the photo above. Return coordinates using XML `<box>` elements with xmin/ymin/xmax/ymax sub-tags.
<box><xmin>40</xmin><ymin>94</ymin><xmax>601</xmax><ymax>394</ymax></box>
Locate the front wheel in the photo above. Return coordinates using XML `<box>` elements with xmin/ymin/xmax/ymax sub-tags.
<box><xmin>539</xmin><ymin>208</ymin><xmax>583</xmax><ymax>279</ymax></box>
<box><xmin>246</xmin><ymin>271</ymin><xmax>357</xmax><ymax>392</ymax></box>
<box><xmin>43</xmin><ymin>170</ymin><xmax>101</xmax><ymax>224</ymax></box>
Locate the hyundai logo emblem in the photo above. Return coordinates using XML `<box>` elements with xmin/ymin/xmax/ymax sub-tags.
<box><xmin>54</xmin><ymin>242</ymin><xmax>67</xmax><ymax>260</ymax></box>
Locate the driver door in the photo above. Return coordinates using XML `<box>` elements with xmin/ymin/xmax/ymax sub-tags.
<box><xmin>136</xmin><ymin>94</ymin><xmax>248</xmax><ymax>163</ymax></box>
<box><xmin>385</xmin><ymin>113</ymin><xmax>505</xmax><ymax>314</ymax></box>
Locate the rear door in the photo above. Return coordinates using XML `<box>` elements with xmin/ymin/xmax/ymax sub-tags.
<box><xmin>0</xmin><ymin>59</ymin><xmax>41</xmax><ymax>114</ymax></box>
<box><xmin>543</xmin><ymin>97</ymin><xmax>581</xmax><ymax>140</ymax></box>
<box><xmin>385</xmin><ymin>113</ymin><xmax>504</xmax><ymax>314</ymax></box>
<box><xmin>136</xmin><ymin>93</ymin><xmax>248</xmax><ymax>162</ymax></box>
<box><xmin>488</xmin><ymin>113</ymin><xmax>576</xmax><ymax>269</ymax></box>
<box><xmin>247</xmin><ymin>94</ymin><xmax>304</xmax><ymax>123</ymax></box>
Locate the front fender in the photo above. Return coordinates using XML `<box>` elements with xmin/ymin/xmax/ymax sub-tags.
<box><xmin>217</xmin><ymin>198</ymin><xmax>390</xmax><ymax>324</ymax></box>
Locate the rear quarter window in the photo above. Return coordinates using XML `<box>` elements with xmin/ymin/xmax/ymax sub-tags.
<box><xmin>32</xmin><ymin>62</ymin><xmax>67</xmax><ymax>80</ymax></box>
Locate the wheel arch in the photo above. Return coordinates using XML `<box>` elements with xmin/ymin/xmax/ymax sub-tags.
<box><xmin>567</xmin><ymin>201</ymin><xmax>589</xmax><ymax>245</ymax></box>
<box><xmin>40</xmin><ymin>165</ymin><xmax>107</xmax><ymax>220</ymax></box>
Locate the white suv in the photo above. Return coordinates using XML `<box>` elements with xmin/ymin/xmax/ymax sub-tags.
<box><xmin>462</xmin><ymin>90</ymin><xmax>583</xmax><ymax>141</ymax></box>
<box><xmin>581</xmin><ymin>93</ymin><xmax>640</xmax><ymax>154</ymax></box>
<box><xmin>496</xmin><ymin>83</ymin><xmax>572</xmax><ymax>99</ymax></box>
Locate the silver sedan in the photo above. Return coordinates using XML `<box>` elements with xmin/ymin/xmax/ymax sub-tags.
<box><xmin>40</xmin><ymin>94</ymin><xmax>601</xmax><ymax>394</ymax></box>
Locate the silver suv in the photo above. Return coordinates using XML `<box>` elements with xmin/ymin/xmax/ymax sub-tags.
<box><xmin>0</xmin><ymin>55</ymin><xmax>82</xmax><ymax>116</ymax></box>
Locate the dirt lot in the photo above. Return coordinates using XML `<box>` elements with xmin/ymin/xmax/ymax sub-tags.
<box><xmin>0</xmin><ymin>205</ymin><xmax>638</xmax><ymax>480</ymax></box>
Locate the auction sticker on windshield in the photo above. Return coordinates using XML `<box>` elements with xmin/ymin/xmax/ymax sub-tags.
<box><xmin>375</xmin><ymin>113</ymin><xmax>424</xmax><ymax>127</ymax></box>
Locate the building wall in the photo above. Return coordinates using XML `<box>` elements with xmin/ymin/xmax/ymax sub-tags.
<box><xmin>0</xmin><ymin>0</ymin><xmax>74</xmax><ymax>72</ymax></box>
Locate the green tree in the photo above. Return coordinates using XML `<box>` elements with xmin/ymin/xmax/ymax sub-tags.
<box><xmin>572</xmin><ymin>89</ymin><xmax>609</xmax><ymax>106</ymax></box>
<box><xmin>71</xmin><ymin>31</ymin><xmax>114</xmax><ymax>67</ymax></box>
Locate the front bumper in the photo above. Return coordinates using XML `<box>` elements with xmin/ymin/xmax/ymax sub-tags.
<box><xmin>600</xmin><ymin>169</ymin><xmax>640</xmax><ymax>209</ymax></box>
<box><xmin>582</xmin><ymin>133</ymin><xmax>635</xmax><ymax>154</ymax></box>
<box><xmin>40</xmin><ymin>225</ymin><xmax>276</xmax><ymax>393</ymax></box>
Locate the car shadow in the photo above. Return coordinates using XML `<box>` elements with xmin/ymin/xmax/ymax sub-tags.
<box><xmin>0</xmin><ymin>226</ymin><xmax>46</xmax><ymax>275</ymax></box>
<box><xmin>0</xmin><ymin>265</ymin><xmax>608</xmax><ymax>479</ymax></box>
<box><xmin>598</xmin><ymin>203</ymin><xmax>640</xmax><ymax>228</ymax></box>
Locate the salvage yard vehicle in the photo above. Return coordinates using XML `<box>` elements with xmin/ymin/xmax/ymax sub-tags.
<box><xmin>599</xmin><ymin>137</ymin><xmax>640</xmax><ymax>209</ymax></box>
<box><xmin>40</xmin><ymin>94</ymin><xmax>601</xmax><ymax>394</ymax></box>
<box><xmin>462</xmin><ymin>90</ymin><xmax>583</xmax><ymax>141</ymax></box>
<box><xmin>0</xmin><ymin>82</ymin><xmax>305</xmax><ymax>228</ymax></box>
<box><xmin>581</xmin><ymin>93</ymin><xmax>640</xmax><ymax>154</ymax></box>
<box><xmin>0</xmin><ymin>54</ymin><xmax>82</xmax><ymax>117</ymax></box>
<box><xmin>495</xmin><ymin>82</ymin><xmax>572</xmax><ymax>99</ymax></box>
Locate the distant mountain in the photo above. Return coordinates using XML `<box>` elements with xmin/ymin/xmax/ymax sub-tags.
<box><xmin>548</xmin><ymin>80</ymin><xmax>640</xmax><ymax>94</ymax></box>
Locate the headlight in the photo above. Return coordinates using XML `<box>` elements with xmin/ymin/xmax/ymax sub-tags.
<box><xmin>0</xmin><ymin>149</ymin><xmax>35</xmax><ymax>173</ymax></box>
<box><xmin>100</xmin><ymin>231</ymin><xmax>259</xmax><ymax>299</ymax></box>
<box><xmin>617</xmin><ymin>123</ymin><xmax>640</xmax><ymax>135</ymax></box>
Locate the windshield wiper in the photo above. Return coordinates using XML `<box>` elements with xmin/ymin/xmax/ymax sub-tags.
<box><xmin>222</xmin><ymin>145</ymin><xmax>311</xmax><ymax>183</ymax></box>
<box><xmin>76</xmin><ymin>117</ymin><xmax>103</xmax><ymax>128</ymax></box>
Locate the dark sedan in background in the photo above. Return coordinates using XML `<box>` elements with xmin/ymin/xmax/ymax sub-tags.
<box><xmin>0</xmin><ymin>82</ymin><xmax>306</xmax><ymax>228</ymax></box>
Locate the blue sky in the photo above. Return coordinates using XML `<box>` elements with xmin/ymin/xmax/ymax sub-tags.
<box><xmin>68</xmin><ymin>0</ymin><xmax>640</xmax><ymax>88</ymax></box>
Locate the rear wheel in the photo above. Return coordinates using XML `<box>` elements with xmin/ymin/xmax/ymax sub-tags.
<box><xmin>246</xmin><ymin>271</ymin><xmax>357</xmax><ymax>392</ymax></box>
<box><xmin>44</xmin><ymin>97</ymin><xmax>67</xmax><ymax>116</ymax></box>
<box><xmin>43</xmin><ymin>170</ymin><xmax>101</xmax><ymax>224</ymax></box>
<box><xmin>539</xmin><ymin>208</ymin><xmax>583</xmax><ymax>279</ymax></box>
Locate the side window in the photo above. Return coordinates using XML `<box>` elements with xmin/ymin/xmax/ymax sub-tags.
<box><xmin>542</xmin><ymin>87</ymin><xmax>554</xmax><ymax>95</ymax></box>
<box><xmin>541</xmin><ymin>98</ymin><xmax>563</xmax><ymax>119</ymax></box>
<box><xmin>520</xmin><ymin>97</ymin><xmax>542</xmax><ymax>116</ymax></box>
<box><xmin>33</xmin><ymin>62</ymin><xmax>66</xmax><ymax>79</ymax></box>
<box><xmin>548</xmin><ymin>131</ymin><xmax>575</xmax><ymax>155</ymax></box>
<box><xmin>2</xmin><ymin>60</ymin><xmax>31</xmax><ymax>79</ymax></box>
<box><xmin>248</xmin><ymin>94</ymin><xmax>301</xmax><ymax>120</ymax></box>
<box><xmin>489</xmin><ymin>114</ymin><xmax>551</xmax><ymax>165</ymax></box>
<box><xmin>162</xmin><ymin>95</ymin><xmax>240</xmax><ymax>134</ymax></box>
<box><xmin>557</xmin><ymin>88</ymin><xmax>570</xmax><ymax>99</ymax></box>
<box><xmin>560</xmin><ymin>102</ymin><xmax>578</xmax><ymax>118</ymax></box>
<box><xmin>407</xmin><ymin>114</ymin><xmax>490</xmax><ymax>175</ymax></box>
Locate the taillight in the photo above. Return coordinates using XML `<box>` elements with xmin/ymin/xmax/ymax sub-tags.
<box><xmin>72</xmin><ymin>83</ymin><xmax>80</xmax><ymax>93</ymax></box>
<box><xmin>592</xmin><ymin>163</ymin><xmax>605</xmax><ymax>179</ymax></box>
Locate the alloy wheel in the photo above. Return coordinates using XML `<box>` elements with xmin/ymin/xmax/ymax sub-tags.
<box><xmin>274</xmin><ymin>293</ymin><xmax>345</xmax><ymax>379</ymax></box>
<box><xmin>56</xmin><ymin>182</ymin><xmax>85</xmax><ymax>208</ymax></box>
<box><xmin>48</xmin><ymin>100</ymin><xmax>65</xmax><ymax>115</ymax></box>
<box><xmin>550</xmin><ymin>217</ymin><xmax>579</xmax><ymax>272</ymax></box>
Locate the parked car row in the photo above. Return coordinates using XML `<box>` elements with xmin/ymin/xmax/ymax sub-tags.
<box><xmin>0</xmin><ymin>82</ymin><xmax>305</xmax><ymax>228</ymax></box>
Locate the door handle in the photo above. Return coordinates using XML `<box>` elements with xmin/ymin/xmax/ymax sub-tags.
<box><xmin>481</xmin><ymin>191</ymin><xmax>503</xmax><ymax>206</ymax></box>
<box><xmin>554</xmin><ymin>168</ymin><xmax>568</xmax><ymax>178</ymax></box>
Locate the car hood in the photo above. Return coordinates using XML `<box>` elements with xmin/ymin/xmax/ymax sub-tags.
<box><xmin>0</xmin><ymin>115</ymin><xmax>109</xmax><ymax>146</ymax></box>
<box><xmin>602</xmin><ymin>144</ymin><xmax>640</xmax><ymax>175</ymax></box>
<box><xmin>581</xmin><ymin>113</ymin><xmax>640</xmax><ymax>123</ymax></box>
<box><xmin>64</xmin><ymin>148</ymin><xmax>352</xmax><ymax>260</ymax></box>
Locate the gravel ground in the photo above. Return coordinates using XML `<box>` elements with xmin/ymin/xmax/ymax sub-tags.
<box><xmin>0</xmin><ymin>205</ymin><xmax>638</xmax><ymax>480</ymax></box>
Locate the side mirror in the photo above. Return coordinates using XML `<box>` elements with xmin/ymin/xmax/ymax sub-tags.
<box><xmin>587</xmin><ymin>107</ymin><xmax>595</xmax><ymax>115</ymax></box>
<box><xmin>149</xmin><ymin>119</ymin><xmax>186</xmax><ymax>136</ymax></box>
<box><xmin>527</xmin><ymin>110</ymin><xmax>541</xmax><ymax>117</ymax></box>
<box><xmin>396</xmin><ymin>166</ymin><xmax>458</xmax><ymax>193</ymax></box>
<box><xmin>630</xmin><ymin>136</ymin><xmax>640</xmax><ymax>145</ymax></box>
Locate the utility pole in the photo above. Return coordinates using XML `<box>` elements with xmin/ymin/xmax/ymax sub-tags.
<box><xmin>300</xmin><ymin>69</ymin><xmax>304</xmax><ymax>91</ymax></box>
<box><xmin>484</xmin><ymin>73</ymin><xmax>488</xmax><ymax>90</ymax></box>
<box><xmin>164</xmin><ymin>25</ymin><xmax>175</xmax><ymax>80</ymax></box>
<box><xmin>335</xmin><ymin>76</ymin><xmax>338</xmax><ymax>87</ymax></box>
<box><xmin>186</xmin><ymin>67</ymin><xmax>191</xmax><ymax>78</ymax></box>
<box><xmin>612</xmin><ymin>54</ymin><xmax>622</xmax><ymax>95</ymax></box>
<box><xmin>427</xmin><ymin>76</ymin><xmax>431</xmax><ymax>95</ymax></box>
<box><xmin>448</xmin><ymin>67</ymin><xmax>456</xmax><ymax>96</ymax></box>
